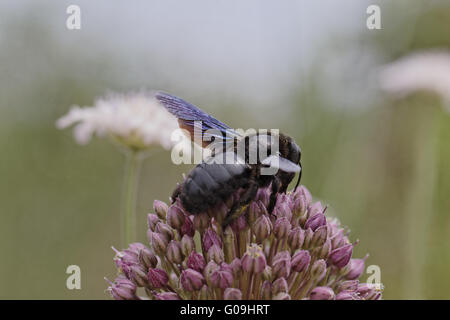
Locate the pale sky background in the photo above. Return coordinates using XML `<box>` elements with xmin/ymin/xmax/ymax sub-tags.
<box><xmin>0</xmin><ymin>0</ymin><xmax>388</xmax><ymax>109</ymax></box>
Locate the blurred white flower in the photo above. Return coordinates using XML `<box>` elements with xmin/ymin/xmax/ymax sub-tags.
<box><xmin>380</xmin><ymin>50</ymin><xmax>450</xmax><ymax>111</ymax></box>
<box><xmin>57</xmin><ymin>92</ymin><xmax>179</xmax><ymax>150</ymax></box>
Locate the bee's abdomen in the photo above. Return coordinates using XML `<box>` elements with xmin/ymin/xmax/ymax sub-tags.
<box><xmin>180</xmin><ymin>163</ymin><xmax>249</xmax><ymax>214</ymax></box>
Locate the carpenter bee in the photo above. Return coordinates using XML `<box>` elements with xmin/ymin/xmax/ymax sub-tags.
<box><xmin>155</xmin><ymin>92</ymin><xmax>302</xmax><ymax>226</ymax></box>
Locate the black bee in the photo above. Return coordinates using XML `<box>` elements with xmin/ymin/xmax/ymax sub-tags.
<box><xmin>155</xmin><ymin>92</ymin><xmax>302</xmax><ymax>226</ymax></box>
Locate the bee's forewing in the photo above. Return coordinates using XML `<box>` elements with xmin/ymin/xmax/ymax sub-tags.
<box><xmin>155</xmin><ymin>91</ymin><xmax>242</xmax><ymax>148</ymax></box>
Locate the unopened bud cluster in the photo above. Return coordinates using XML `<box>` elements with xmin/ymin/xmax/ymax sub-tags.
<box><xmin>106</xmin><ymin>186</ymin><xmax>382</xmax><ymax>300</ymax></box>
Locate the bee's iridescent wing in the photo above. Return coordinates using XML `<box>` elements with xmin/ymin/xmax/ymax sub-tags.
<box><xmin>155</xmin><ymin>91</ymin><xmax>241</xmax><ymax>148</ymax></box>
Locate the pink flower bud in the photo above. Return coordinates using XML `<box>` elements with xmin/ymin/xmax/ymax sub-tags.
<box><xmin>166</xmin><ymin>240</ymin><xmax>184</xmax><ymax>264</ymax></box>
<box><xmin>180</xmin><ymin>234</ymin><xmax>195</xmax><ymax>256</ymax></box>
<box><xmin>155</xmin><ymin>292</ymin><xmax>181</xmax><ymax>300</ymax></box>
<box><xmin>180</xmin><ymin>268</ymin><xmax>205</xmax><ymax>291</ymax></box>
<box><xmin>210</xmin><ymin>264</ymin><xmax>234</xmax><ymax>289</ymax></box>
<box><xmin>155</xmin><ymin>222</ymin><xmax>174</xmax><ymax>242</ymax></box>
<box><xmin>187</xmin><ymin>251</ymin><xmax>206</xmax><ymax>272</ymax></box>
<box><xmin>252</xmin><ymin>215</ymin><xmax>272</xmax><ymax>243</ymax></box>
<box><xmin>331</xmin><ymin>232</ymin><xmax>349</xmax><ymax>249</ymax></box>
<box><xmin>305</xmin><ymin>212</ymin><xmax>326</xmax><ymax>232</ymax></box>
<box><xmin>336</xmin><ymin>291</ymin><xmax>359</xmax><ymax>300</ymax></box>
<box><xmin>298</xmin><ymin>185</ymin><xmax>312</xmax><ymax>204</ymax></box>
<box><xmin>311</xmin><ymin>225</ymin><xmax>328</xmax><ymax>247</ymax></box>
<box><xmin>330</xmin><ymin>229</ymin><xmax>347</xmax><ymax>248</ymax></box>
<box><xmin>344</xmin><ymin>256</ymin><xmax>367</xmax><ymax>280</ymax></box>
<box><xmin>272</xmin><ymin>252</ymin><xmax>291</xmax><ymax>279</ymax></box>
<box><xmin>317</xmin><ymin>239</ymin><xmax>332</xmax><ymax>259</ymax></box>
<box><xmin>147</xmin><ymin>213</ymin><xmax>159</xmax><ymax>231</ymax></box>
<box><xmin>273</xmin><ymin>202</ymin><xmax>292</xmax><ymax>220</ymax></box>
<box><xmin>150</xmin><ymin>232</ymin><xmax>168</xmax><ymax>256</ymax></box>
<box><xmin>329</xmin><ymin>243</ymin><xmax>354</xmax><ymax>268</ymax></box>
<box><xmin>357</xmin><ymin>283</ymin><xmax>382</xmax><ymax>300</ymax></box>
<box><xmin>242</xmin><ymin>244</ymin><xmax>267</xmax><ymax>273</ymax></box>
<box><xmin>310</xmin><ymin>259</ymin><xmax>327</xmax><ymax>282</ymax></box>
<box><xmin>147</xmin><ymin>268</ymin><xmax>168</xmax><ymax>288</ymax></box>
<box><xmin>273</xmin><ymin>217</ymin><xmax>291</xmax><ymax>239</ymax></box>
<box><xmin>181</xmin><ymin>215</ymin><xmax>195</xmax><ymax>237</ymax></box>
<box><xmin>138</xmin><ymin>246</ymin><xmax>158</xmax><ymax>269</ymax></box>
<box><xmin>203</xmin><ymin>260</ymin><xmax>220</xmax><ymax>285</ymax></box>
<box><xmin>128</xmin><ymin>242</ymin><xmax>146</xmax><ymax>253</ymax></box>
<box><xmin>113</xmin><ymin>246</ymin><xmax>139</xmax><ymax>269</ymax></box>
<box><xmin>272</xmin><ymin>277</ymin><xmax>288</xmax><ymax>295</ymax></box>
<box><xmin>307</xmin><ymin>201</ymin><xmax>324</xmax><ymax>217</ymax></box>
<box><xmin>207</xmin><ymin>244</ymin><xmax>224</xmax><ymax>264</ymax></box>
<box><xmin>129</xmin><ymin>264</ymin><xmax>148</xmax><ymax>287</ymax></box>
<box><xmin>166</xmin><ymin>204</ymin><xmax>186</xmax><ymax>230</ymax></box>
<box><xmin>302</xmin><ymin>228</ymin><xmax>314</xmax><ymax>249</ymax></box>
<box><xmin>287</xmin><ymin>227</ymin><xmax>304</xmax><ymax>250</ymax></box>
<box><xmin>310</xmin><ymin>286</ymin><xmax>335</xmax><ymax>300</ymax></box>
<box><xmin>338</xmin><ymin>280</ymin><xmax>359</xmax><ymax>292</ymax></box>
<box><xmin>291</xmin><ymin>250</ymin><xmax>311</xmax><ymax>273</ymax></box>
<box><xmin>292</xmin><ymin>193</ymin><xmax>308</xmax><ymax>218</ymax></box>
<box><xmin>356</xmin><ymin>283</ymin><xmax>371</xmax><ymax>296</ymax></box>
<box><xmin>262</xmin><ymin>266</ymin><xmax>272</xmax><ymax>281</ymax></box>
<box><xmin>106</xmin><ymin>277</ymin><xmax>137</xmax><ymax>300</ymax></box>
<box><xmin>273</xmin><ymin>292</ymin><xmax>291</xmax><ymax>300</ymax></box>
<box><xmin>153</xmin><ymin>200</ymin><xmax>169</xmax><ymax>219</ymax></box>
<box><xmin>202</xmin><ymin>228</ymin><xmax>222</xmax><ymax>252</ymax></box>
<box><xmin>273</xmin><ymin>250</ymin><xmax>290</xmax><ymax>263</ymax></box>
<box><xmin>224</xmin><ymin>288</ymin><xmax>242</xmax><ymax>300</ymax></box>
<box><xmin>231</xmin><ymin>214</ymin><xmax>247</xmax><ymax>233</ymax></box>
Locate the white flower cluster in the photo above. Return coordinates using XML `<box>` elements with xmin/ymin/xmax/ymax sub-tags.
<box><xmin>57</xmin><ymin>92</ymin><xmax>179</xmax><ymax>150</ymax></box>
<box><xmin>380</xmin><ymin>50</ymin><xmax>450</xmax><ymax>111</ymax></box>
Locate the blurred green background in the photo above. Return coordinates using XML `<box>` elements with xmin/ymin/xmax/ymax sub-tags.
<box><xmin>0</xmin><ymin>0</ymin><xmax>449</xmax><ymax>299</ymax></box>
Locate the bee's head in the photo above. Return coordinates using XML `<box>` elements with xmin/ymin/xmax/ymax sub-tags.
<box><xmin>245</xmin><ymin>132</ymin><xmax>302</xmax><ymax>188</ymax></box>
<box><xmin>278</xmin><ymin>133</ymin><xmax>300</xmax><ymax>163</ymax></box>
<box><xmin>278</xmin><ymin>133</ymin><xmax>302</xmax><ymax>191</ymax></box>
<box><xmin>288</xmin><ymin>139</ymin><xmax>301</xmax><ymax>166</ymax></box>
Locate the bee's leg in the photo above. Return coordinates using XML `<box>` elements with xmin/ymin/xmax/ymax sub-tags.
<box><xmin>222</xmin><ymin>180</ymin><xmax>259</xmax><ymax>228</ymax></box>
<box><xmin>170</xmin><ymin>183</ymin><xmax>183</xmax><ymax>204</ymax></box>
<box><xmin>268</xmin><ymin>177</ymin><xmax>281</xmax><ymax>215</ymax></box>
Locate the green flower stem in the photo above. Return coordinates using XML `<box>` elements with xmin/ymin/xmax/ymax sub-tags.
<box><xmin>403</xmin><ymin>105</ymin><xmax>440</xmax><ymax>299</ymax></box>
<box><xmin>246</xmin><ymin>272</ymin><xmax>255</xmax><ymax>299</ymax></box>
<box><xmin>223</xmin><ymin>227</ymin><xmax>234</xmax><ymax>263</ymax></box>
<box><xmin>122</xmin><ymin>149</ymin><xmax>142</xmax><ymax>247</ymax></box>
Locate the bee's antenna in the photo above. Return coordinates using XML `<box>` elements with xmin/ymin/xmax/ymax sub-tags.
<box><xmin>293</xmin><ymin>162</ymin><xmax>302</xmax><ymax>192</ymax></box>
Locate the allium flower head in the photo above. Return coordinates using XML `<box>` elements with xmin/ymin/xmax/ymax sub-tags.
<box><xmin>56</xmin><ymin>91</ymin><xmax>179</xmax><ymax>149</ymax></box>
<box><xmin>107</xmin><ymin>185</ymin><xmax>382</xmax><ymax>300</ymax></box>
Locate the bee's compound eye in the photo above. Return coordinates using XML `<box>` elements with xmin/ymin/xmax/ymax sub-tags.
<box><xmin>290</xmin><ymin>143</ymin><xmax>301</xmax><ymax>164</ymax></box>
